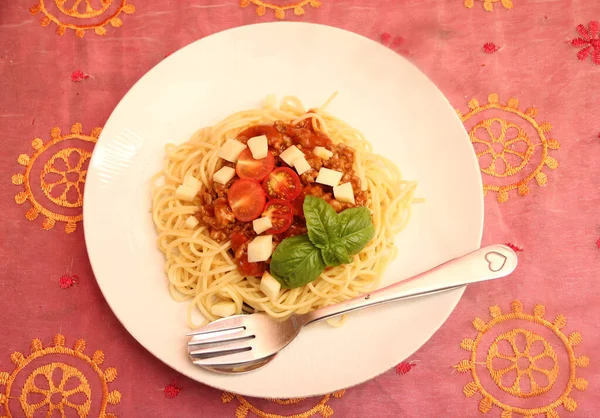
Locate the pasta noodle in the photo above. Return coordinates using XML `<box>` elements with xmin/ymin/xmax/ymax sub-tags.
<box><xmin>151</xmin><ymin>95</ymin><xmax>417</xmax><ymax>328</ymax></box>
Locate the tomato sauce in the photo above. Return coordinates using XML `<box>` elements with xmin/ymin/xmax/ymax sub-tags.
<box><xmin>194</xmin><ymin>117</ymin><xmax>369</xmax><ymax>276</ymax></box>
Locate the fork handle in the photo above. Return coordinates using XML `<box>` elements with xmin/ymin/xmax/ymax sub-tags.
<box><xmin>300</xmin><ymin>244</ymin><xmax>518</xmax><ymax>326</ymax></box>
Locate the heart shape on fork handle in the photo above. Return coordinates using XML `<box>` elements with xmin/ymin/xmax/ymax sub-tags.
<box><xmin>485</xmin><ymin>251</ymin><xmax>507</xmax><ymax>272</ymax></box>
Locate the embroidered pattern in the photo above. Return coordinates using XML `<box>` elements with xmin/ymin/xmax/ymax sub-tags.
<box><xmin>12</xmin><ymin>123</ymin><xmax>100</xmax><ymax>233</ymax></box>
<box><xmin>239</xmin><ymin>0</ymin><xmax>321</xmax><ymax>19</ymax></box>
<box><xmin>222</xmin><ymin>390</ymin><xmax>345</xmax><ymax>418</ymax></box>
<box><xmin>455</xmin><ymin>301</ymin><xmax>589</xmax><ymax>417</ymax></box>
<box><xmin>163</xmin><ymin>381</ymin><xmax>181</xmax><ymax>399</ymax></box>
<box><xmin>380</xmin><ymin>32</ymin><xmax>404</xmax><ymax>49</ymax></box>
<box><xmin>456</xmin><ymin>94</ymin><xmax>560</xmax><ymax>203</ymax></box>
<box><xmin>0</xmin><ymin>334</ymin><xmax>120</xmax><ymax>418</ymax></box>
<box><xmin>464</xmin><ymin>0</ymin><xmax>513</xmax><ymax>11</ymax></box>
<box><xmin>483</xmin><ymin>42</ymin><xmax>500</xmax><ymax>54</ymax></box>
<box><xmin>29</xmin><ymin>0</ymin><xmax>135</xmax><ymax>38</ymax></box>
<box><xmin>71</xmin><ymin>70</ymin><xmax>89</xmax><ymax>82</ymax></box>
<box><xmin>505</xmin><ymin>243</ymin><xmax>523</xmax><ymax>252</ymax></box>
<box><xmin>59</xmin><ymin>274</ymin><xmax>80</xmax><ymax>289</ymax></box>
<box><xmin>569</xmin><ymin>22</ymin><xmax>600</xmax><ymax>65</ymax></box>
<box><xmin>395</xmin><ymin>361</ymin><xmax>417</xmax><ymax>375</ymax></box>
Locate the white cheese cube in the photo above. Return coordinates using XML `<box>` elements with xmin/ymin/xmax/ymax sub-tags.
<box><xmin>333</xmin><ymin>182</ymin><xmax>355</xmax><ymax>204</ymax></box>
<box><xmin>184</xmin><ymin>216</ymin><xmax>199</xmax><ymax>229</ymax></box>
<box><xmin>210</xmin><ymin>301</ymin><xmax>237</xmax><ymax>318</ymax></box>
<box><xmin>175</xmin><ymin>185</ymin><xmax>198</xmax><ymax>201</ymax></box>
<box><xmin>253</xmin><ymin>216</ymin><xmax>272</xmax><ymax>234</ymax></box>
<box><xmin>213</xmin><ymin>166</ymin><xmax>236</xmax><ymax>184</ymax></box>
<box><xmin>293</xmin><ymin>156</ymin><xmax>312</xmax><ymax>175</ymax></box>
<box><xmin>279</xmin><ymin>145</ymin><xmax>304</xmax><ymax>166</ymax></box>
<box><xmin>218</xmin><ymin>139</ymin><xmax>247</xmax><ymax>163</ymax></box>
<box><xmin>313</xmin><ymin>146</ymin><xmax>333</xmax><ymax>160</ymax></box>
<box><xmin>315</xmin><ymin>168</ymin><xmax>343</xmax><ymax>187</ymax></box>
<box><xmin>247</xmin><ymin>135</ymin><xmax>269</xmax><ymax>159</ymax></box>
<box><xmin>247</xmin><ymin>235</ymin><xmax>273</xmax><ymax>263</ymax></box>
<box><xmin>260</xmin><ymin>272</ymin><xmax>281</xmax><ymax>301</ymax></box>
<box><xmin>184</xmin><ymin>175</ymin><xmax>202</xmax><ymax>190</ymax></box>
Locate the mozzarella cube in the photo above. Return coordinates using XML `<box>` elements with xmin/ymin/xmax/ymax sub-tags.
<box><xmin>315</xmin><ymin>168</ymin><xmax>343</xmax><ymax>187</ymax></box>
<box><xmin>247</xmin><ymin>235</ymin><xmax>273</xmax><ymax>263</ymax></box>
<box><xmin>260</xmin><ymin>272</ymin><xmax>281</xmax><ymax>301</ymax></box>
<box><xmin>213</xmin><ymin>166</ymin><xmax>236</xmax><ymax>184</ymax></box>
<box><xmin>175</xmin><ymin>185</ymin><xmax>197</xmax><ymax>201</ymax></box>
<box><xmin>218</xmin><ymin>139</ymin><xmax>247</xmax><ymax>163</ymax></box>
<box><xmin>293</xmin><ymin>156</ymin><xmax>312</xmax><ymax>175</ymax></box>
<box><xmin>247</xmin><ymin>135</ymin><xmax>269</xmax><ymax>159</ymax></box>
<box><xmin>253</xmin><ymin>216</ymin><xmax>272</xmax><ymax>234</ymax></box>
<box><xmin>210</xmin><ymin>301</ymin><xmax>237</xmax><ymax>318</ymax></box>
<box><xmin>313</xmin><ymin>146</ymin><xmax>333</xmax><ymax>160</ymax></box>
<box><xmin>333</xmin><ymin>182</ymin><xmax>355</xmax><ymax>204</ymax></box>
<box><xmin>279</xmin><ymin>145</ymin><xmax>304</xmax><ymax>166</ymax></box>
<box><xmin>184</xmin><ymin>216</ymin><xmax>199</xmax><ymax>229</ymax></box>
<box><xmin>184</xmin><ymin>175</ymin><xmax>202</xmax><ymax>190</ymax></box>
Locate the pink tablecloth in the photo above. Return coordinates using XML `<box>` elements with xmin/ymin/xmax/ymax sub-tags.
<box><xmin>1</xmin><ymin>1</ymin><xmax>599</xmax><ymax>417</ymax></box>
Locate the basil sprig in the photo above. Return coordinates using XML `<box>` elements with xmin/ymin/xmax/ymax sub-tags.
<box><xmin>270</xmin><ymin>196</ymin><xmax>375</xmax><ymax>289</ymax></box>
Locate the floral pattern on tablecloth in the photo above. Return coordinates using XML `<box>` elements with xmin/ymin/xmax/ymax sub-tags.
<box><xmin>0</xmin><ymin>335</ymin><xmax>120</xmax><ymax>418</ymax></box>
<box><xmin>455</xmin><ymin>301</ymin><xmax>589</xmax><ymax>417</ymax></box>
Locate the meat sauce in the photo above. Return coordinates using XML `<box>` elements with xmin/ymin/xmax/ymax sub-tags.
<box><xmin>194</xmin><ymin>117</ymin><xmax>368</xmax><ymax>276</ymax></box>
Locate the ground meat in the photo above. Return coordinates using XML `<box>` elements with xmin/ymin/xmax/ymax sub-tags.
<box><xmin>300</xmin><ymin>169</ymin><xmax>318</xmax><ymax>184</ymax></box>
<box><xmin>213</xmin><ymin>182</ymin><xmax>229</xmax><ymax>198</ymax></box>
<box><xmin>303</xmin><ymin>150</ymin><xmax>323</xmax><ymax>171</ymax></box>
<box><xmin>213</xmin><ymin>198</ymin><xmax>235</xmax><ymax>226</ymax></box>
<box><xmin>282</xmin><ymin>220</ymin><xmax>308</xmax><ymax>238</ymax></box>
<box><xmin>193</xmin><ymin>116</ymin><xmax>370</xmax><ymax>245</ymax></box>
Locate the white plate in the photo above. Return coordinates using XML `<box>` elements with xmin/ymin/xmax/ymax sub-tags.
<box><xmin>84</xmin><ymin>22</ymin><xmax>483</xmax><ymax>398</ymax></box>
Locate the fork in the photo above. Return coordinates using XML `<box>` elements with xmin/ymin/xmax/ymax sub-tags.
<box><xmin>187</xmin><ymin>244</ymin><xmax>517</xmax><ymax>372</ymax></box>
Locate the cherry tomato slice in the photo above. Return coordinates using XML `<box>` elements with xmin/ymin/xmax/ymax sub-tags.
<box><xmin>237</xmin><ymin>254</ymin><xmax>266</xmax><ymax>277</ymax></box>
<box><xmin>262</xmin><ymin>199</ymin><xmax>294</xmax><ymax>234</ymax></box>
<box><xmin>227</xmin><ymin>178</ymin><xmax>266</xmax><ymax>222</ymax></box>
<box><xmin>262</xmin><ymin>167</ymin><xmax>302</xmax><ymax>201</ymax></box>
<box><xmin>235</xmin><ymin>148</ymin><xmax>275</xmax><ymax>182</ymax></box>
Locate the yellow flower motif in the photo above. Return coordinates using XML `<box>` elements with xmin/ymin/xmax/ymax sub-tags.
<box><xmin>12</xmin><ymin>123</ymin><xmax>100</xmax><ymax>233</ymax></box>
<box><xmin>222</xmin><ymin>390</ymin><xmax>345</xmax><ymax>418</ymax></box>
<box><xmin>29</xmin><ymin>0</ymin><xmax>135</xmax><ymax>37</ymax></box>
<box><xmin>456</xmin><ymin>94</ymin><xmax>560</xmax><ymax>202</ymax></box>
<box><xmin>464</xmin><ymin>0</ymin><xmax>514</xmax><ymax>11</ymax></box>
<box><xmin>239</xmin><ymin>0</ymin><xmax>322</xmax><ymax>19</ymax></box>
<box><xmin>487</xmin><ymin>329</ymin><xmax>558</xmax><ymax>396</ymax></box>
<box><xmin>0</xmin><ymin>334</ymin><xmax>120</xmax><ymax>418</ymax></box>
<box><xmin>455</xmin><ymin>301</ymin><xmax>589</xmax><ymax>417</ymax></box>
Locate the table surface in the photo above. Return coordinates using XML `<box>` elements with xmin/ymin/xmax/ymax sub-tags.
<box><xmin>1</xmin><ymin>1</ymin><xmax>599</xmax><ymax>417</ymax></box>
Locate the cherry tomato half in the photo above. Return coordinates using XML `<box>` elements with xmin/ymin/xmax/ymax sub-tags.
<box><xmin>262</xmin><ymin>199</ymin><xmax>294</xmax><ymax>235</ymax></box>
<box><xmin>227</xmin><ymin>178</ymin><xmax>266</xmax><ymax>222</ymax></box>
<box><xmin>237</xmin><ymin>254</ymin><xmax>266</xmax><ymax>277</ymax></box>
<box><xmin>262</xmin><ymin>167</ymin><xmax>302</xmax><ymax>201</ymax></box>
<box><xmin>230</xmin><ymin>232</ymin><xmax>265</xmax><ymax>277</ymax></box>
<box><xmin>235</xmin><ymin>148</ymin><xmax>275</xmax><ymax>182</ymax></box>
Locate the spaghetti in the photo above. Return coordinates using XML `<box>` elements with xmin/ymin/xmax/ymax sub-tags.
<box><xmin>151</xmin><ymin>95</ymin><xmax>417</xmax><ymax>328</ymax></box>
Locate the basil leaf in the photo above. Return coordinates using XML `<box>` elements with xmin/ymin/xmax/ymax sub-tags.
<box><xmin>303</xmin><ymin>195</ymin><xmax>341</xmax><ymax>249</ymax></box>
<box><xmin>321</xmin><ymin>239</ymin><xmax>352</xmax><ymax>267</ymax></box>
<box><xmin>269</xmin><ymin>234</ymin><xmax>326</xmax><ymax>289</ymax></box>
<box><xmin>338</xmin><ymin>207</ymin><xmax>375</xmax><ymax>255</ymax></box>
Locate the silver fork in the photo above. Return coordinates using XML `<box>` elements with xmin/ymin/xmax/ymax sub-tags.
<box><xmin>187</xmin><ymin>244</ymin><xmax>517</xmax><ymax>373</ymax></box>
